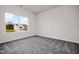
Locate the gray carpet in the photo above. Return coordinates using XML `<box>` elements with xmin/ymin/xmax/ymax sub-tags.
<box><xmin>0</xmin><ymin>35</ymin><xmax>79</xmax><ymax>54</ymax></box>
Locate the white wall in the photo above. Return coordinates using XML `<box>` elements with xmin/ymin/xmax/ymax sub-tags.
<box><xmin>0</xmin><ymin>5</ymin><xmax>36</xmax><ymax>43</ymax></box>
<box><xmin>37</xmin><ymin>6</ymin><xmax>79</xmax><ymax>43</ymax></box>
<box><xmin>0</xmin><ymin>5</ymin><xmax>79</xmax><ymax>44</ymax></box>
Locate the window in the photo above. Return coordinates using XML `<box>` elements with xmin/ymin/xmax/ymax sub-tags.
<box><xmin>5</xmin><ymin>13</ymin><xmax>29</xmax><ymax>32</ymax></box>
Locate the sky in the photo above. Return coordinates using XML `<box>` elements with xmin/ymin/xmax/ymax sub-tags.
<box><xmin>5</xmin><ymin>13</ymin><xmax>29</xmax><ymax>25</ymax></box>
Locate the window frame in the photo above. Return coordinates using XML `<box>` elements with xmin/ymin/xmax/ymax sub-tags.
<box><xmin>5</xmin><ymin>12</ymin><xmax>29</xmax><ymax>33</ymax></box>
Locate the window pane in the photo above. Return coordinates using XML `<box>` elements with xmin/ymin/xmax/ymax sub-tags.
<box><xmin>19</xmin><ymin>16</ymin><xmax>29</xmax><ymax>31</ymax></box>
<box><xmin>5</xmin><ymin>13</ymin><xmax>18</xmax><ymax>24</ymax></box>
<box><xmin>19</xmin><ymin>16</ymin><xmax>29</xmax><ymax>25</ymax></box>
<box><xmin>5</xmin><ymin>13</ymin><xmax>18</xmax><ymax>32</ymax></box>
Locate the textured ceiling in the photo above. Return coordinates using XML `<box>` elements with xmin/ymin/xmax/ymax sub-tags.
<box><xmin>20</xmin><ymin>5</ymin><xmax>60</xmax><ymax>14</ymax></box>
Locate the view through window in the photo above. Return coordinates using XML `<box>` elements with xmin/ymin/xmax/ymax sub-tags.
<box><xmin>5</xmin><ymin>13</ymin><xmax>29</xmax><ymax>32</ymax></box>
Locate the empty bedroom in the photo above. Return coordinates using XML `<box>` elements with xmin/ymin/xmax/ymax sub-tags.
<box><xmin>0</xmin><ymin>5</ymin><xmax>79</xmax><ymax>54</ymax></box>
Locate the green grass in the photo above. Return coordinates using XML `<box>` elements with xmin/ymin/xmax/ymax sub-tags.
<box><xmin>6</xmin><ymin>29</ymin><xmax>15</xmax><ymax>32</ymax></box>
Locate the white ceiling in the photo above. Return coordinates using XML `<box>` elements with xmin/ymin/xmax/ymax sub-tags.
<box><xmin>20</xmin><ymin>5</ymin><xmax>60</xmax><ymax>14</ymax></box>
